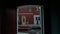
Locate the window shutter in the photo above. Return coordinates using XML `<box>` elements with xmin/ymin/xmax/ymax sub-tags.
<box><xmin>29</xmin><ymin>7</ymin><xmax>32</xmax><ymax>12</ymax></box>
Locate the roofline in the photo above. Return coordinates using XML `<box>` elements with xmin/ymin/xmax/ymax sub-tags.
<box><xmin>17</xmin><ymin>5</ymin><xmax>43</xmax><ymax>9</ymax></box>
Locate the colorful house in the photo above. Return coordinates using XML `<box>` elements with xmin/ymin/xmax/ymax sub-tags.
<box><xmin>17</xmin><ymin>5</ymin><xmax>41</xmax><ymax>33</ymax></box>
<box><xmin>18</xmin><ymin>5</ymin><xmax>40</xmax><ymax>25</ymax></box>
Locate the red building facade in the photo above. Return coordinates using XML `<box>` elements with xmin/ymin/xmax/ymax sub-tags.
<box><xmin>18</xmin><ymin>6</ymin><xmax>40</xmax><ymax>24</ymax></box>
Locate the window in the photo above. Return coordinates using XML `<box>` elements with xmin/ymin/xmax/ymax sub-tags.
<box><xmin>21</xmin><ymin>16</ymin><xmax>26</xmax><ymax>25</ymax></box>
<box><xmin>35</xmin><ymin>7</ymin><xmax>40</xmax><ymax>12</ymax></box>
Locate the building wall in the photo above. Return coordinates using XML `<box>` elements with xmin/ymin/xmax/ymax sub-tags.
<box><xmin>19</xmin><ymin>14</ymin><xmax>34</xmax><ymax>24</ymax></box>
<box><xmin>18</xmin><ymin>7</ymin><xmax>40</xmax><ymax>24</ymax></box>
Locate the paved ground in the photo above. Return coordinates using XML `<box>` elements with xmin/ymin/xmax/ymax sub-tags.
<box><xmin>18</xmin><ymin>32</ymin><xmax>28</xmax><ymax>34</ymax></box>
<box><xmin>18</xmin><ymin>32</ymin><xmax>40</xmax><ymax>34</ymax></box>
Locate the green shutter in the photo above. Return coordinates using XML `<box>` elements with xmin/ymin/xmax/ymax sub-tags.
<box><xmin>29</xmin><ymin>7</ymin><xmax>32</xmax><ymax>12</ymax></box>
